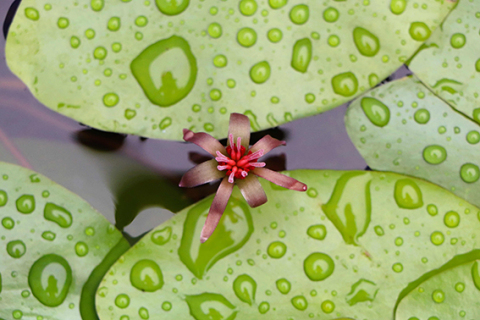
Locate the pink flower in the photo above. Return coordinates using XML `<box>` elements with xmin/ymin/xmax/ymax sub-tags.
<box><xmin>180</xmin><ymin>113</ymin><xmax>307</xmax><ymax>243</ymax></box>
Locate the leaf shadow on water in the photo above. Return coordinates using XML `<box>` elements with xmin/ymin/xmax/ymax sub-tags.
<box><xmin>75</xmin><ymin>128</ymin><xmax>127</xmax><ymax>152</ymax></box>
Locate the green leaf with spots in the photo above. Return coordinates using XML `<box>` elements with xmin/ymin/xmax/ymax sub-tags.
<box><xmin>409</xmin><ymin>0</ymin><xmax>480</xmax><ymax>124</ymax></box>
<box><xmin>6</xmin><ymin>0</ymin><xmax>454</xmax><ymax>140</ymax></box>
<box><xmin>0</xmin><ymin>162</ymin><xmax>129</xmax><ymax>320</ymax></box>
<box><xmin>96</xmin><ymin>170</ymin><xmax>480</xmax><ymax>319</ymax></box>
<box><xmin>345</xmin><ymin>76</ymin><xmax>480</xmax><ymax>209</ymax></box>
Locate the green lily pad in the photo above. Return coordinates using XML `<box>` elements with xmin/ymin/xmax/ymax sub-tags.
<box><xmin>395</xmin><ymin>256</ymin><xmax>480</xmax><ymax>319</ymax></box>
<box><xmin>0</xmin><ymin>161</ymin><xmax>129</xmax><ymax>320</ymax></box>
<box><xmin>409</xmin><ymin>0</ymin><xmax>480</xmax><ymax>123</ymax></box>
<box><xmin>96</xmin><ymin>169</ymin><xmax>480</xmax><ymax>319</ymax></box>
<box><xmin>345</xmin><ymin>76</ymin><xmax>480</xmax><ymax>209</ymax></box>
<box><xmin>6</xmin><ymin>0</ymin><xmax>454</xmax><ymax>140</ymax></box>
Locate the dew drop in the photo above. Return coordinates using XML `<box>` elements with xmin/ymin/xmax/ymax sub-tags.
<box><xmin>353</xmin><ymin>27</ymin><xmax>380</xmax><ymax>57</ymax></box>
<box><xmin>249</xmin><ymin>61</ymin><xmax>271</xmax><ymax>84</ymax></box>
<box><xmin>237</xmin><ymin>27</ymin><xmax>257</xmax><ymax>47</ymax></box>
<box><xmin>455</xmin><ymin>282</ymin><xmax>465</xmax><ymax>292</ymax></box>
<box><xmin>91</xmin><ymin>0</ymin><xmax>104</xmax><ymax>11</ymax></box>
<box><xmin>432</xmin><ymin>289</ymin><xmax>445</xmax><ymax>303</ymax></box>
<box><xmin>112</xmin><ymin>42</ymin><xmax>122</xmax><ymax>52</ymax></box>
<box><xmin>85</xmin><ymin>227</ymin><xmax>95</xmax><ymax>236</ymax></box>
<box><xmin>233</xmin><ymin>274</ymin><xmax>256</xmax><ymax>305</ymax></box>
<box><xmin>291</xmin><ymin>38</ymin><xmax>312</xmax><ymax>73</ymax></box>
<box><xmin>107</xmin><ymin>17</ymin><xmax>121</xmax><ymax>31</ymax></box>
<box><xmin>472</xmin><ymin>261</ymin><xmax>480</xmax><ymax>291</ymax></box>
<box><xmin>85</xmin><ymin>28</ymin><xmax>96</xmax><ymax>39</ymax></box>
<box><xmin>460</xmin><ymin>163</ymin><xmax>480</xmax><ymax>183</ymax></box>
<box><xmin>327</xmin><ymin>35</ymin><xmax>340</xmax><ymax>47</ymax></box>
<box><xmin>374</xmin><ymin>225</ymin><xmax>384</xmax><ymax>236</ymax></box>
<box><xmin>115</xmin><ymin>294</ymin><xmax>130</xmax><ymax>308</ymax></box>
<box><xmin>135</xmin><ymin>16</ymin><xmax>148</xmax><ymax>27</ymax></box>
<box><xmin>395</xmin><ymin>237</ymin><xmax>403</xmax><ymax>246</ymax></box>
<box><xmin>94</xmin><ymin>46</ymin><xmax>107</xmax><ymax>60</ymax></box>
<box><xmin>139</xmin><ymin>307</ymin><xmax>149</xmax><ymax>319</ymax></box>
<box><xmin>427</xmin><ymin>204</ymin><xmax>438</xmax><ymax>216</ymax></box>
<box><xmin>159</xmin><ymin>117</ymin><xmax>172</xmax><ymax>130</ymax></box>
<box><xmin>304</xmin><ymin>252</ymin><xmax>334</xmax><ymax>281</ymax></box>
<box><xmin>103</xmin><ymin>93</ymin><xmax>119</xmax><ymax>107</ymax></box>
<box><xmin>57</xmin><ymin>17</ymin><xmax>69</xmax><ymax>29</ymax></box>
<box><xmin>7</xmin><ymin>240</ymin><xmax>26</xmax><ymax>258</ymax></box>
<box><xmin>323</xmin><ymin>7</ymin><xmax>339</xmax><ymax>22</ymax></box>
<box><xmin>268</xmin><ymin>0</ymin><xmax>287</xmax><ymax>9</ymax></box>
<box><xmin>392</xmin><ymin>262</ymin><xmax>403</xmax><ymax>273</ymax></box>
<box><xmin>155</xmin><ymin>0</ymin><xmax>189</xmax><ymax>15</ymax></box>
<box><xmin>267</xmin><ymin>28</ymin><xmax>283</xmax><ymax>43</ymax></box>
<box><xmin>444</xmin><ymin>211</ymin><xmax>460</xmax><ymax>228</ymax></box>
<box><xmin>258</xmin><ymin>301</ymin><xmax>270</xmax><ymax>314</ymax></box>
<box><xmin>321</xmin><ymin>300</ymin><xmax>335</xmax><ymax>313</ymax></box>
<box><xmin>239</xmin><ymin>0</ymin><xmax>257</xmax><ymax>16</ymax></box>
<box><xmin>307</xmin><ymin>225</ymin><xmax>327</xmax><ymax>240</ymax></box>
<box><xmin>41</xmin><ymin>231</ymin><xmax>56</xmax><ymax>241</ymax></box>
<box><xmin>409</xmin><ymin>22</ymin><xmax>431</xmax><ymax>41</ymax></box>
<box><xmin>213</xmin><ymin>54</ymin><xmax>227</xmax><ymax>68</ymax></box>
<box><xmin>44</xmin><ymin>203</ymin><xmax>73</xmax><ymax>228</ymax></box>
<box><xmin>332</xmin><ymin>72</ymin><xmax>358</xmax><ymax>97</ymax></box>
<box><xmin>289</xmin><ymin>5</ymin><xmax>309</xmax><ymax>25</ymax></box>
<box><xmin>208</xmin><ymin>23</ymin><xmax>222</xmax><ymax>38</ymax></box>
<box><xmin>291</xmin><ymin>295</ymin><xmax>307</xmax><ymax>310</ymax></box>
<box><xmin>12</xmin><ymin>310</ymin><xmax>23</xmax><ymax>319</ymax></box>
<box><xmin>2</xmin><ymin>217</ymin><xmax>14</xmax><ymax>230</ymax></box>
<box><xmin>0</xmin><ymin>190</ymin><xmax>7</xmax><ymax>206</ymax></box>
<box><xmin>267</xmin><ymin>241</ymin><xmax>286</xmax><ymax>259</ymax></box>
<box><xmin>390</xmin><ymin>0</ymin><xmax>406</xmax><ymax>14</ymax></box>
<box><xmin>360</xmin><ymin>97</ymin><xmax>390</xmax><ymax>127</ymax></box>
<box><xmin>131</xmin><ymin>36</ymin><xmax>197</xmax><ymax>107</ymax></box>
<box><xmin>28</xmin><ymin>254</ymin><xmax>72</xmax><ymax>307</ymax></box>
<box><xmin>70</xmin><ymin>36</ymin><xmax>81</xmax><ymax>49</ymax></box>
<box><xmin>75</xmin><ymin>241</ymin><xmax>89</xmax><ymax>257</ymax></box>
<box><xmin>210</xmin><ymin>89</ymin><xmax>222</xmax><ymax>101</ymax></box>
<box><xmin>276</xmin><ymin>278</ymin><xmax>291</xmax><ymax>294</ymax></box>
<box><xmin>450</xmin><ymin>33</ymin><xmax>466</xmax><ymax>49</ymax></box>
<box><xmin>16</xmin><ymin>194</ymin><xmax>35</xmax><ymax>214</ymax></box>
<box><xmin>423</xmin><ymin>145</ymin><xmax>447</xmax><ymax>165</ymax></box>
<box><xmin>394</xmin><ymin>179</ymin><xmax>423</xmax><ymax>209</ymax></box>
<box><xmin>162</xmin><ymin>301</ymin><xmax>172</xmax><ymax>311</ymax></box>
<box><xmin>25</xmin><ymin>7</ymin><xmax>40</xmax><ymax>20</ymax></box>
<box><xmin>476</xmin><ymin>59</ymin><xmax>480</xmax><ymax>72</ymax></box>
<box><xmin>430</xmin><ymin>231</ymin><xmax>445</xmax><ymax>246</ymax></box>
<box><xmin>130</xmin><ymin>259</ymin><xmax>164</xmax><ymax>292</ymax></box>
<box><xmin>414</xmin><ymin>109</ymin><xmax>430</xmax><ymax>124</ymax></box>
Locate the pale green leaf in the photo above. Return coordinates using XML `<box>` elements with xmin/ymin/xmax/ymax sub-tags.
<box><xmin>0</xmin><ymin>162</ymin><xmax>129</xmax><ymax>320</ymax></box>
<box><xmin>96</xmin><ymin>170</ymin><xmax>480</xmax><ymax>319</ymax></box>
<box><xmin>6</xmin><ymin>0</ymin><xmax>454</xmax><ymax>140</ymax></box>
<box><xmin>409</xmin><ymin>0</ymin><xmax>480</xmax><ymax>123</ymax></box>
<box><xmin>345</xmin><ymin>76</ymin><xmax>480</xmax><ymax>209</ymax></box>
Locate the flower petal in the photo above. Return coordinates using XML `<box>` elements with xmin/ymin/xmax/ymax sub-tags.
<box><xmin>183</xmin><ymin>129</ymin><xmax>226</xmax><ymax>157</ymax></box>
<box><xmin>200</xmin><ymin>177</ymin><xmax>234</xmax><ymax>243</ymax></box>
<box><xmin>249</xmin><ymin>135</ymin><xmax>286</xmax><ymax>155</ymax></box>
<box><xmin>253</xmin><ymin>168</ymin><xmax>307</xmax><ymax>191</ymax></box>
<box><xmin>179</xmin><ymin>159</ymin><xmax>225</xmax><ymax>188</ymax></box>
<box><xmin>228</xmin><ymin>113</ymin><xmax>250</xmax><ymax>149</ymax></box>
<box><xmin>236</xmin><ymin>175</ymin><xmax>267</xmax><ymax>208</ymax></box>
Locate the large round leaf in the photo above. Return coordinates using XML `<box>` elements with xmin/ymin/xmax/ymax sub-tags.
<box><xmin>409</xmin><ymin>0</ymin><xmax>480</xmax><ymax>123</ymax></box>
<box><xmin>96</xmin><ymin>170</ymin><xmax>480</xmax><ymax>319</ymax></box>
<box><xmin>5</xmin><ymin>0</ymin><xmax>454</xmax><ymax>140</ymax></box>
<box><xmin>0</xmin><ymin>161</ymin><xmax>129</xmax><ymax>320</ymax></box>
<box><xmin>345</xmin><ymin>76</ymin><xmax>480</xmax><ymax>209</ymax></box>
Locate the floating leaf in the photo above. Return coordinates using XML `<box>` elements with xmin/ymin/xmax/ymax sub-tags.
<box><xmin>395</xmin><ymin>255</ymin><xmax>480</xmax><ymax>319</ymax></box>
<box><xmin>409</xmin><ymin>0</ymin><xmax>480</xmax><ymax>123</ymax></box>
<box><xmin>345</xmin><ymin>76</ymin><xmax>480</xmax><ymax>209</ymax></box>
<box><xmin>96</xmin><ymin>170</ymin><xmax>480</xmax><ymax>319</ymax></box>
<box><xmin>6</xmin><ymin>0</ymin><xmax>454</xmax><ymax>140</ymax></box>
<box><xmin>0</xmin><ymin>162</ymin><xmax>129</xmax><ymax>320</ymax></box>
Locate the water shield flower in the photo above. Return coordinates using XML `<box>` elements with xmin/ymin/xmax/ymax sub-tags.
<box><xmin>180</xmin><ymin>113</ymin><xmax>307</xmax><ymax>242</ymax></box>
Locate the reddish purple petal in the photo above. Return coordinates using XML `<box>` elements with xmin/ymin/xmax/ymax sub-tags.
<box><xmin>236</xmin><ymin>175</ymin><xmax>267</xmax><ymax>208</ymax></box>
<box><xmin>179</xmin><ymin>159</ymin><xmax>225</xmax><ymax>188</ymax></box>
<box><xmin>253</xmin><ymin>168</ymin><xmax>307</xmax><ymax>191</ymax></box>
<box><xmin>249</xmin><ymin>135</ymin><xmax>286</xmax><ymax>155</ymax></box>
<box><xmin>200</xmin><ymin>177</ymin><xmax>234</xmax><ymax>243</ymax></box>
<box><xmin>183</xmin><ymin>129</ymin><xmax>226</xmax><ymax>157</ymax></box>
<box><xmin>228</xmin><ymin>113</ymin><xmax>250</xmax><ymax>149</ymax></box>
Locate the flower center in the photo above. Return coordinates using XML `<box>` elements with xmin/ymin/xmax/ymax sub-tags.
<box><xmin>215</xmin><ymin>134</ymin><xmax>266</xmax><ymax>183</ymax></box>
